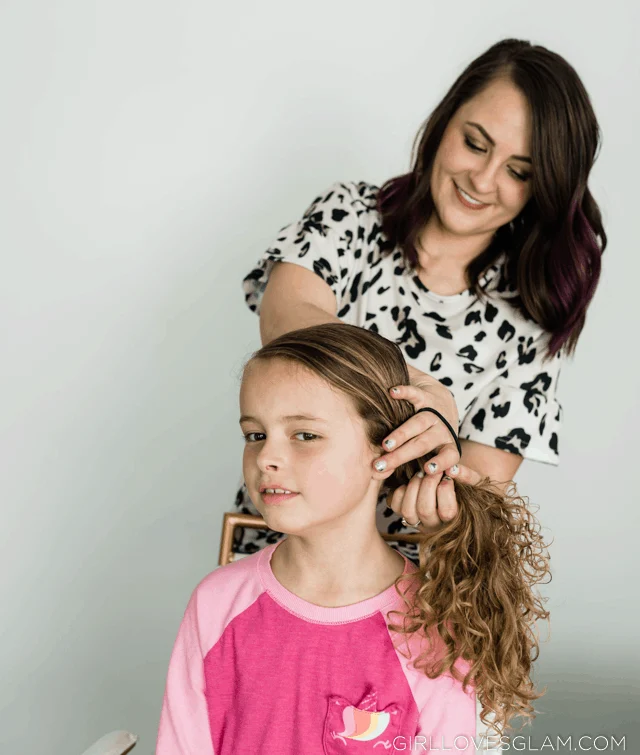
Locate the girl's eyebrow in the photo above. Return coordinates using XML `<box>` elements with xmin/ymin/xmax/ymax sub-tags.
<box><xmin>465</xmin><ymin>121</ymin><xmax>532</xmax><ymax>164</ymax></box>
<box><xmin>238</xmin><ymin>414</ymin><xmax>329</xmax><ymax>424</ymax></box>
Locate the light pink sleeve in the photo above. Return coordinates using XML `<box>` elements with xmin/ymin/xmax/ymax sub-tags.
<box><xmin>156</xmin><ymin>588</ymin><xmax>215</xmax><ymax>755</ymax></box>
<box><xmin>418</xmin><ymin>662</ymin><xmax>503</xmax><ymax>754</ymax></box>
<box><xmin>416</xmin><ymin>670</ymin><xmax>477</xmax><ymax>753</ymax></box>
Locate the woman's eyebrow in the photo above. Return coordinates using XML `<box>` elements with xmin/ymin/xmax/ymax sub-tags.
<box><xmin>465</xmin><ymin>121</ymin><xmax>532</xmax><ymax>164</ymax></box>
<box><xmin>239</xmin><ymin>414</ymin><xmax>329</xmax><ymax>424</ymax></box>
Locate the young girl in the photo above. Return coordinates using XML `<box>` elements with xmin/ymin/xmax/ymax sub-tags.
<box><xmin>156</xmin><ymin>323</ymin><xmax>551</xmax><ymax>754</ymax></box>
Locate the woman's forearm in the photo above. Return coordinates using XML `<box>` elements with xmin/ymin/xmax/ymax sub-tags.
<box><xmin>260</xmin><ymin>302</ymin><xmax>340</xmax><ymax>345</ymax></box>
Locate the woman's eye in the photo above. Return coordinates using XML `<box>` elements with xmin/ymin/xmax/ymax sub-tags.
<box><xmin>509</xmin><ymin>168</ymin><xmax>531</xmax><ymax>182</ymax></box>
<box><xmin>464</xmin><ymin>135</ymin><xmax>531</xmax><ymax>182</ymax></box>
<box><xmin>243</xmin><ymin>432</ymin><xmax>265</xmax><ymax>443</ymax></box>
<box><xmin>294</xmin><ymin>432</ymin><xmax>319</xmax><ymax>441</ymax></box>
<box><xmin>464</xmin><ymin>136</ymin><xmax>485</xmax><ymax>153</ymax></box>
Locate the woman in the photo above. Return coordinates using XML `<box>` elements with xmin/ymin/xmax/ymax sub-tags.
<box><xmin>232</xmin><ymin>38</ymin><xmax>606</xmax><ymax>562</ymax></box>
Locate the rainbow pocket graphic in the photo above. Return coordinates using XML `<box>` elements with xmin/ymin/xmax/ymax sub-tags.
<box><xmin>323</xmin><ymin>689</ymin><xmax>404</xmax><ymax>753</ymax></box>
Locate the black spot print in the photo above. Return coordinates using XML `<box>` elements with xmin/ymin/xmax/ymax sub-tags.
<box><xmin>496</xmin><ymin>428</ymin><xmax>531</xmax><ymax>455</ymax></box>
<box><xmin>470</xmin><ymin>407</ymin><xmax>486</xmax><ymax>432</ymax></box>
<box><xmin>497</xmin><ymin>319</ymin><xmax>516</xmax><ymax>342</ymax></box>
<box><xmin>458</xmin><ymin>344</ymin><xmax>478</xmax><ymax>361</ymax></box>
<box><xmin>484</xmin><ymin>302</ymin><xmax>498</xmax><ymax>322</ymax></box>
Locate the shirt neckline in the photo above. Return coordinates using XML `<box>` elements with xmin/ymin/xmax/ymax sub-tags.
<box><xmin>407</xmin><ymin>251</ymin><xmax>506</xmax><ymax>304</ymax></box>
<box><xmin>257</xmin><ymin>540</ymin><xmax>418</xmax><ymax>624</ymax></box>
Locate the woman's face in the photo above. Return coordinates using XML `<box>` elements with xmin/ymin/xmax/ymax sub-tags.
<box><xmin>239</xmin><ymin>358</ymin><xmax>380</xmax><ymax>535</ymax></box>
<box><xmin>429</xmin><ymin>77</ymin><xmax>534</xmax><ymax>240</ymax></box>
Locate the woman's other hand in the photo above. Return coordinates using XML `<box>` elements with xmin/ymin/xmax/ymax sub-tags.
<box><xmin>373</xmin><ymin>376</ymin><xmax>461</xmax><ymax>479</ymax></box>
<box><xmin>387</xmin><ymin>463</ymin><xmax>482</xmax><ymax>532</ymax></box>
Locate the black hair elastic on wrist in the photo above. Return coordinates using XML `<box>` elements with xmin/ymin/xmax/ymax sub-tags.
<box><xmin>416</xmin><ymin>407</ymin><xmax>462</xmax><ymax>457</ymax></box>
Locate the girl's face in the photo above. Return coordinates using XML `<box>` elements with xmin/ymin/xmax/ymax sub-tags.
<box><xmin>239</xmin><ymin>358</ymin><xmax>381</xmax><ymax>535</ymax></box>
<box><xmin>429</xmin><ymin>77</ymin><xmax>534</xmax><ymax>242</ymax></box>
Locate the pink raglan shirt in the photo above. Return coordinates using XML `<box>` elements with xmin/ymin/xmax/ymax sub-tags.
<box><xmin>156</xmin><ymin>542</ymin><xmax>498</xmax><ymax>754</ymax></box>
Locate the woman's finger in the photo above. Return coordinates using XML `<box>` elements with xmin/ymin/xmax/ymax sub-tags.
<box><xmin>390</xmin><ymin>383</ymin><xmax>458</xmax><ymax>422</ymax></box>
<box><xmin>434</xmin><ymin>475</ymin><xmax>459</xmax><ymax>522</ymax></box>
<box><xmin>420</xmin><ymin>442</ymin><xmax>460</xmax><ymax>477</ymax></box>
<box><xmin>377</xmin><ymin>424</ymin><xmax>440</xmax><ymax>473</ymax></box>
<box><xmin>396</xmin><ymin>471</ymin><xmax>424</xmax><ymax>527</ymax></box>
<box><xmin>387</xmin><ymin>484</ymin><xmax>407</xmax><ymax>518</ymax></box>
<box><xmin>389</xmin><ymin>383</ymin><xmax>433</xmax><ymax>409</ymax></box>
<box><xmin>389</xmin><ymin>383</ymin><xmax>459</xmax><ymax>429</ymax></box>
<box><xmin>413</xmin><ymin>472</ymin><xmax>442</xmax><ymax>531</ymax></box>
<box><xmin>383</xmin><ymin>386</ymin><xmax>461</xmax><ymax>472</ymax></box>
<box><xmin>374</xmin><ymin>425</ymin><xmax>460</xmax><ymax>477</ymax></box>
<box><xmin>444</xmin><ymin>462</ymin><xmax>483</xmax><ymax>486</ymax></box>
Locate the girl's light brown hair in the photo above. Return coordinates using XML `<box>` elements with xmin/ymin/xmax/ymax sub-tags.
<box><xmin>246</xmin><ymin>322</ymin><xmax>552</xmax><ymax>738</ymax></box>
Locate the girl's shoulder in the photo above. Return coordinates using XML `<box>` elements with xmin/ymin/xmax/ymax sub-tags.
<box><xmin>192</xmin><ymin>551</ymin><xmax>264</xmax><ymax>607</ymax></box>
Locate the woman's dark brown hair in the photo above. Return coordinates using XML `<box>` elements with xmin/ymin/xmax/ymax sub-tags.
<box><xmin>246</xmin><ymin>322</ymin><xmax>552</xmax><ymax>738</ymax></box>
<box><xmin>378</xmin><ymin>38</ymin><xmax>606</xmax><ymax>361</ymax></box>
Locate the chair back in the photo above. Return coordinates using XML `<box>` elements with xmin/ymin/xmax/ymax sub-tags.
<box><xmin>219</xmin><ymin>512</ymin><xmax>421</xmax><ymax>566</ymax></box>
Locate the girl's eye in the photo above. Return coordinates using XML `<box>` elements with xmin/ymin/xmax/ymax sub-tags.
<box><xmin>242</xmin><ymin>432</ymin><xmax>319</xmax><ymax>442</ymax></box>
<box><xmin>464</xmin><ymin>135</ymin><xmax>485</xmax><ymax>153</ymax></box>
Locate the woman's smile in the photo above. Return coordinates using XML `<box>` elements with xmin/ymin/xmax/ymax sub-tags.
<box><xmin>453</xmin><ymin>181</ymin><xmax>490</xmax><ymax>210</ymax></box>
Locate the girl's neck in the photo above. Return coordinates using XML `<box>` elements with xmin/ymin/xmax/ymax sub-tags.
<box><xmin>270</xmin><ymin>533</ymin><xmax>406</xmax><ymax>609</ymax></box>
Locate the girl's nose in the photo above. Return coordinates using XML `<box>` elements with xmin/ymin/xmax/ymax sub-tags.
<box><xmin>256</xmin><ymin>442</ymin><xmax>286</xmax><ymax>471</ymax></box>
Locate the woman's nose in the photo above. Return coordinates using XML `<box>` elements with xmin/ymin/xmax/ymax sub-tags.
<box><xmin>468</xmin><ymin>162</ymin><xmax>499</xmax><ymax>196</ymax></box>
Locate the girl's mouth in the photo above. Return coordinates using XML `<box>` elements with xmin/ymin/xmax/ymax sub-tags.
<box><xmin>261</xmin><ymin>491</ymin><xmax>300</xmax><ymax>505</ymax></box>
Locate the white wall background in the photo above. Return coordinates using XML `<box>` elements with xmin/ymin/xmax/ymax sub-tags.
<box><xmin>1</xmin><ymin>1</ymin><xmax>638</xmax><ymax>752</ymax></box>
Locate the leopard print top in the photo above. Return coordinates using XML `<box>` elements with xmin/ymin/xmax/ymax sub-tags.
<box><xmin>233</xmin><ymin>180</ymin><xmax>564</xmax><ymax>562</ymax></box>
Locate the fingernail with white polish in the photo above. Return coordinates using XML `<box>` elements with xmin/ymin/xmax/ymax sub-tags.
<box><xmin>450</xmin><ymin>464</ymin><xmax>459</xmax><ymax>474</ymax></box>
<box><xmin>374</xmin><ymin>459</ymin><xmax>387</xmax><ymax>472</ymax></box>
<box><xmin>428</xmin><ymin>462</ymin><xmax>437</xmax><ymax>473</ymax></box>
<box><xmin>416</xmin><ymin>471</ymin><xmax>425</xmax><ymax>478</ymax></box>
<box><xmin>383</xmin><ymin>439</ymin><xmax>396</xmax><ymax>450</ymax></box>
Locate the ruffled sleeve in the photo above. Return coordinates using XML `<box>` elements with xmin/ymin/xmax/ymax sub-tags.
<box><xmin>458</xmin><ymin>333</ymin><xmax>565</xmax><ymax>466</ymax></box>
<box><xmin>242</xmin><ymin>181</ymin><xmax>365</xmax><ymax>315</ymax></box>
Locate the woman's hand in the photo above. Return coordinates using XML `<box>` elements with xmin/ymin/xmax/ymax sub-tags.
<box><xmin>372</xmin><ymin>376</ymin><xmax>461</xmax><ymax>479</ymax></box>
<box><xmin>387</xmin><ymin>463</ymin><xmax>482</xmax><ymax>532</ymax></box>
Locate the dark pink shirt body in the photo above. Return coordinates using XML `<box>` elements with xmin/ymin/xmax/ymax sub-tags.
<box><xmin>157</xmin><ymin>541</ymin><xmax>497</xmax><ymax>754</ymax></box>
